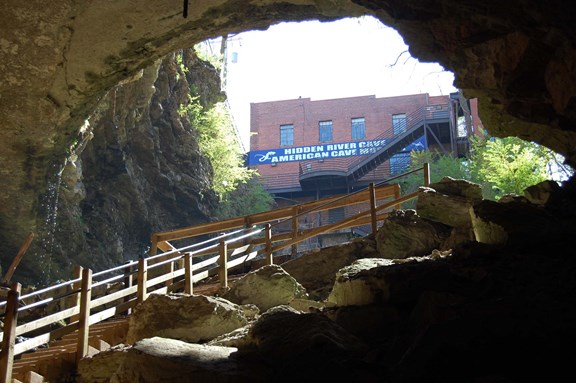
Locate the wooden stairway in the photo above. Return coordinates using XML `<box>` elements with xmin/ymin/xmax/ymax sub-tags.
<box><xmin>10</xmin><ymin>317</ymin><xmax>129</xmax><ymax>383</ymax></box>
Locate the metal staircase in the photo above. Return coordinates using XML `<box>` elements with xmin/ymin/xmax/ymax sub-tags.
<box><xmin>346</xmin><ymin>105</ymin><xmax>449</xmax><ymax>182</ymax></box>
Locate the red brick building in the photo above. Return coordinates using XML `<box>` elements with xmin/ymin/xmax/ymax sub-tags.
<box><xmin>249</xmin><ymin>92</ymin><xmax>480</xmax><ymax>206</ymax></box>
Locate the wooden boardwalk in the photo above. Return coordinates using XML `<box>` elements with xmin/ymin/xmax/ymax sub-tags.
<box><xmin>0</xmin><ymin>165</ymin><xmax>430</xmax><ymax>383</ymax></box>
<box><xmin>11</xmin><ymin>318</ymin><xmax>129</xmax><ymax>383</ymax></box>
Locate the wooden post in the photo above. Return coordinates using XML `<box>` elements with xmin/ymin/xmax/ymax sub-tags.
<box><xmin>123</xmin><ymin>262</ymin><xmax>133</xmax><ymax>315</ymax></box>
<box><xmin>244</xmin><ymin>216</ymin><xmax>251</xmax><ymax>243</ymax></box>
<box><xmin>394</xmin><ymin>183</ymin><xmax>402</xmax><ymax>210</ymax></box>
<box><xmin>0</xmin><ymin>282</ymin><xmax>21</xmax><ymax>383</ymax></box>
<box><xmin>218</xmin><ymin>241</ymin><xmax>228</xmax><ymax>289</ymax></box>
<box><xmin>165</xmin><ymin>258</ymin><xmax>175</xmax><ymax>288</ymax></box>
<box><xmin>76</xmin><ymin>268</ymin><xmax>92</xmax><ymax>366</ymax></box>
<box><xmin>70</xmin><ymin>265</ymin><xmax>83</xmax><ymax>323</ymax></box>
<box><xmin>291</xmin><ymin>206</ymin><xmax>298</xmax><ymax>258</ymax></box>
<box><xmin>423</xmin><ymin>162</ymin><xmax>431</xmax><ymax>187</ymax></box>
<box><xmin>369</xmin><ymin>183</ymin><xmax>378</xmax><ymax>236</ymax></box>
<box><xmin>184</xmin><ymin>253</ymin><xmax>193</xmax><ymax>294</ymax></box>
<box><xmin>265</xmin><ymin>223</ymin><xmax>273</xmax><ymax>265</ymax></box>
<box><xmin>150</xmin><ymin>235</ymin><xmax>158</xmax><ymax>257</ymax></box>
<box><xmin>1</xmin><ymin>233</ymin><xmax>34</xmax><ymax>284</ymax></box>
<box><xmin>137</xmin><ymin>258</ymin><xmax>148</xmax><ymax>303</ymax></box>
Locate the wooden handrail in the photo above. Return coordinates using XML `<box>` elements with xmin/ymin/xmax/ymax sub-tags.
<box><xmin>0</xmin><ymin>164</ymin><xmax>430</xmax><ymax>383</ymax></box>
<box><xmin>151</xmin><ymin>184</ymin><xmax>398</xmax><ymax>243</ymax></box>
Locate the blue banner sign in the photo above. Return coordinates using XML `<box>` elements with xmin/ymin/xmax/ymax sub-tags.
<box><xmin>247</xmin><ymin>136</ymin><xmax>426</xmax><ymax>165</ymax></box>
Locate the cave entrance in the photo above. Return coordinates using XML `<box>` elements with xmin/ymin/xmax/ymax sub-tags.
<box><xmin>211</xmin><ymin>16</ymin><xmax>458</xmax><ymax>151</ymax></box>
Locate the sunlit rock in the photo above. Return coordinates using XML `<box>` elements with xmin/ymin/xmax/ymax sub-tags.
<box><xmin>125</xmin><ymin>293</ymin><xmax>247</xmax><ymax>344</ymax></box>
<box><xmin>470</xmin><ymin>199</ymin><xmax>558</xmax><ymax>246</ymax></box>
<box><xmin>417</xmin><ymin>177</ymin><xmax>483</xmax><ymax>228</ymax></box>
<box><xmin>77</xmin><ymin>344</ymin><xmax>129</xmax><ymax>383</ymax></box>
<box><xmin>376</xmin><ymin>210</ymin><xmax>451</xmax><ymax>259</ymax></box>
<box><xmin>282</xmin><ymin>236</ymin><xmax>378</xmax><ymax>300</ymax></box>
<box><xmin>221</xmin><ymin>264</ymin><xmax>307</xmax><ymax>311</ymax></box>
<box><xmin>111</xmin><ymin>337</ymin><xmax>265</xmax><ymax>383</ymax></box>
<box><xmin>327</xmin><ymin>258</ymin><xmax>394</xmax><ymax>306</ymax></box>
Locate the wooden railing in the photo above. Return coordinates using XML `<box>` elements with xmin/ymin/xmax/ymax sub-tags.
<box><xmin>0</xmin><ymin>164</ymin><xmax>430</xmax><ymax>383</ymax></box>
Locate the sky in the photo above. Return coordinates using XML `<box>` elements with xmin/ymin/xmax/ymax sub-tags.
<box><xmin>216</xmin><ymin>16</ymin><xmax>458</xmax><ymax>152</ymax></box>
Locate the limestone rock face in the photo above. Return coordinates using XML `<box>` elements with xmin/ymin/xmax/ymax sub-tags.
<box><xmin>222</xmin><ymin>264</ymin><xmax>308</xmax><ymax>311</ymax></box>
<box><xmin>1</xmin><ymin>48</ymin><xmax>221</xmax><ymax>283</ymax></box>
<box><xmin>3</xmin><ymin>0</ymin><xmax>576</xmax><ymax>283</ymax></box>
<box><xmin>125</xmin><ymin>294</ymin><xmax>248</xmax><ymax>344</ymax></box>
<box><xmin>376</xmin><ymin>210</ymin><xmax>451</xmax><ymax>259</ymax></box>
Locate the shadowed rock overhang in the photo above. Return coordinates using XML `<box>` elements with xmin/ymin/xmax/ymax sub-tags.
<box><xmin>1</xmin><ymin>0</ymin><xmax>576</xmax><ymax>271</ymax></box>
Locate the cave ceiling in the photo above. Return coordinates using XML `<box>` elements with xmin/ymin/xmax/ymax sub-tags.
<box><xmin>1</xmin><ymin>0</ymin><xmax>575</xmax><ymax>269</ymax></box>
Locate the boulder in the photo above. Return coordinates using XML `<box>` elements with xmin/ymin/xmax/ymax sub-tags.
<box><xmin>524</xmin><ymin>180</ymin><xmax>561</xmax><ymax>206</ymax></box>
<box><xmin>416</xmin><ymin>177</ymin><xmax>483</xmax><ymax>228</ymax></box>
<box><xmin>208</xmin><ymin>326</ymin><xmax>252</xmax><ymax>349</ymax></box>
<box><xmin>126</xmin><ymin>294</ymin><xmax>247</xmax><ymax>344</ymax></box>
<box><xmin>470</xmin><ymin>200</ymin><xmax>558</xmax><ymax>246</ymax></box>
<box><xmin>323</xmin><ymin>305</ymin><xmax>402</xmax><ymax>344</ymax></box>
<box><xmin>222</xmin><ymin>264</ymin><xmax>307</xmax><ymax>311</ymax></box>
<box><xmin>327</xmin><ymin>258</ymin><xmax>394</xmax><ymax>306</ymax></box>
<box><xmin>327</xmin><ymin>252</ymin><xmax>455</xmax><ymax>309</ymax></box>
<box><xmin>77</xmin><ymin>344</ymin><xmax>129</xmax><ymax>383</ymax></box>
<box><xmin>375</xmin><ymin>210</ymin><xmax>451</xmax><ymax>259</ymax></box>
<box><xmin>110</xmin><ymin>337</ymin><xmax>266</xmax><ymax>383</ymax></box>
<box><xmin>427</xmin><ymin>176</ymin><xmax>483</xmax><ymax>200</ymax></box>
<box><xmin>245</xmin><ymin>307</ymin><xmax>373</xmax><ymax>382</ymax></box>
<box><xmin>282</xmin><ymin>236</ymin><xmax>378</xmax><ymax>300</ymax></box>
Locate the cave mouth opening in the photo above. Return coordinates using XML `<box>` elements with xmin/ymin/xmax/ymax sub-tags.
<box><xmin>196</xmin><ymin>15</ymin><xmax>457</xmax><ymax>151</ymax></box>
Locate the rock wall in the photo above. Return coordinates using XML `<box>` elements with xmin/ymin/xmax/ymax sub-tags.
<box><xmin>14</xmin><ymin>49</ymin><xmax>222</xmax><ymax>283</ymax></box>
<box><xmin>2</xmin><ymin>0</ymin><xmax>576</xmax><ymax>282</ymax></box>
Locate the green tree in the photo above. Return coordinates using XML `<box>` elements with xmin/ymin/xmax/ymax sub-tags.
<box><xmin>180</xmin><ymin>95</ymin><xmax>253</xmax><ymax>198</ymax></box>
<box><xmin>468</xmin><ymin>136</ymin><xmax>567</xmax><ymax>199</ymax></box>
<box><xmin>179</xmin><ymin>93</ymin><xmax>274</xmax><ymax>218</ymax></box>
<box><xmin>215</xmin><ymin>176</ymin><xmax>275</xmax><ymax>220</ymax></box>
<box><xmin>397</xmin><ymin>136</ymin><xmax>572</xmax><ymax>203</ymax></box>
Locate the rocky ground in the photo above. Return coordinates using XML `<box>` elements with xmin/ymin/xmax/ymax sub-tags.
<box><xmin>75</xmin><ymin>177</ymin><xmax>576</xmax><ymax>383</ymax></box>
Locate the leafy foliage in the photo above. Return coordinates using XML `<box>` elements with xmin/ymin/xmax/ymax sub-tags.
<box><xmin>396</xmin><ymin>150</ymin><xmax>471</xmax><ymax>207</ymax></box>
<box><xmin>178</xmin><ymin>92</ymin><xmax>274</xmax><ymax>218</ymax></box>
<box><xmin>468</xmin><ymin>136</ymin><xmax>567</xmax><ymax>199</ymax></box>
<box><xmin>179</xmin><ymin>95</ymin><xmax>253</xmax><ymax>197</ymax></box>
<box><xmin>398</xmin><ymin>136</ymin><xmax>573</xmax><ymax>202</ymax></box>
<box><xmin>215</xmin><ymin>176</ymin><xmax>275</xmax><ymax>220</ymax></box>
<box><xmin>193</xmin><ymin>42</ymin><xmax>223</xmax><ymax>71</ymax></box>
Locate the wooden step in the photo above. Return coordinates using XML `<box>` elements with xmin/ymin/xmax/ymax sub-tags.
<box><xmin>16</xmin><ymin>348</ymin><xmax>75</xmax><ymax>363</ymax></box>
<box><xmin>89</xmin><ymin>338</ymin><xmax>111</xmax><ymax>352</ymax></box>
<box><xmin>14</xmin><ymin>355</ymin><xmax>75</xmax><ymax>383</ymax></box>
<box><xmin>10</xmin><ymin>317</ymin><xmax>129</xmax><ymax>382</ymax></box>
<box><xmin>12</xmin><ymin>368</ymin><xmax>46</xmax><ymax>383</ymax></box>
<box><xmin>23</xmin><ymin>371</ymin><xmax>45</xmax><ymax>383</ymax></box>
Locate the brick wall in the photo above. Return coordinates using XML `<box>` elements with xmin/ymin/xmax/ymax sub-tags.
<box><xmin>250</xmin><ymin>93</ymin><xmax>450</xmax><ymax>191</ymax></box>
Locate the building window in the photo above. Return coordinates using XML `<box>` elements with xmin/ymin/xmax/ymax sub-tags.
<box><xmin>390</xmin><ymin>152</ymin><xmax>411</xmax><ymax>175</ymax></box>
<box><xmin>319</xmin><ymin>120</ymin><xmax>333</xmax><ymax>142</ymax></box>
<box><xmin>280</xmin><ymin>124</ymin><xmax>294</xmax><ymax>146</ymax></box>
<box><xmin>351</xmin><ymin>117</ymin><xmax>365</xmax><ymax>140</ymax></box>
<box><xmin>392</xmin><ymin>113</ymin><xmax>407</xmax><ymax>135</ymax></box>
